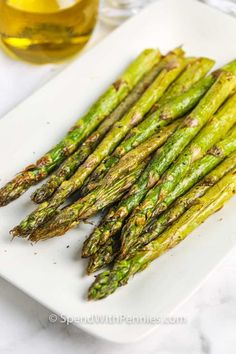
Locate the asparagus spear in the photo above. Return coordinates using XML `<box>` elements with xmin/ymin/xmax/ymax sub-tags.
<box><xmin>82</xmin><ymin>57</ymin><xmax>215</xmax><ymax>195</ymax></box>
<box><xmin>151</xmin><ymin>126</ymin><xmax>236</xmax><ymax>220</ymax></box>
<box><xmin>28</xmin><ymin>121</ymin><xmax>181</xmax><ymax>242</ymax></box>
<box><xmin>157</xmin><ymin>57</ymin><xmax>214</xmax><ymax>106</ymax></box>
<box><xmin>80</xmin><ymin>71</ymin><xmax>236</xmax><ymax>257</ymax></box>
<box><xmin>30</xmin><ymin>160</ymin><xmax>150</xmax><ymax>242</ymax></box>
<box><xmin>84</xmin><ymin>127</ymin><xmax>236</xmax><ymax>262</ymax></box>
<box><xmin>74</xmin><ymin>121</ymin><xmax>180</xmax><ymax>252</ymax></box>
<box><xmin>91</xmin><ymin>120</ymin><xmax>182</xmax><ymax>190</ymax></box>
<box><xmin>120</xmin><ymin>93</ymin><xmax>236</xmax><ymax>256</ymax></box>
<box><xmin>87</xmin><ymin>234</ymin><xmax>121</xmax><ymax>274</ymax></box>
<box><xmin>87</xmin><ymin>136</ymin><xmax>236</xmax><ymax>272</ymax></box>
<box><xmin>12</xmin><ymin>55</ymin><xmax>186</xmax><ymax>237</ymax></box>
<box><xmin>25</xmin><ymin>72</ymin><xmax>236</xmax><ymax>243</ymax></box>
<box><xmin>31</xmin><ymin>56</ymin><xmax>173</xmax><ymax>204</ymax></box>
<box><xmin>88</xmin><ymin>170</ymin><xmax>236</xmax><ymax>300</ymax></box>
<box><xmin>133</xmin><ymin>149</ymin><xmax>236</xmax><ymax>253</ymax></box>
<box><xmin>0</xmin><ymin>49</ymin><xmax>161</xmax><ymax>206</ymax></box>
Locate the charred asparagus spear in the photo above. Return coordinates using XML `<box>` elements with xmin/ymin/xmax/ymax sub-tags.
<box><xmin>0</xmin><ymin>48</ymin><xmax>161</xmax><ymax>206</ymax></box>
<box><xmin>12</xmin><ymin>55</ymin><xmax>186</xmax><ymax>237</ymax></box>
<box><xmin>24</xmin><ymin>71</ymin><xmax>236</xmax><ymax>243</ymax></box>
<box><xmin>80</xmin><ymin>71</ymin><xmax>236</xmax><ymax>257</ymax></box>
<box><xmin>87</xmin><ymin>234</ymin><xmax>121</xmax><ymax>274</ymax></box>
<box><xmin>133</xmin><ymin>149</ymin><xmax>236</xmax><ymax>253</ymax></box>
<box><xmin>82</xmin><ymin>57</ymin><xmax>215</xmax><ymax>194</ymax></box>
<box><xmin>88</xmin><ymin>169</ymin><xmax>236</xmax><ymax>300</ymax></box>
<box><xmin>157</xmin><ymin>57</ymin><xmax>213</xmax><ymax>106</ymax></box>
<box><xmin>87</xmin><ymin>137</ymin><xmax>236</xmax><ymax>272</ymax></box>
<box><xmin>91</xmin><ymin>120</ymin><xmax>182</xmax><ymax>190</ymax></box>
<box><xmin>28</xmin><ymin>121</ymin><xmax>182</xmax><ymax>242</ymax></box>
<box><xmin>31</xmin><ymin>55</ymin><xmax>175</xmax><ymax>204</ymax></box>
<box><xmin>29</xmin><ymin>161</ymin><xmax>150</xmax><ymax>242</ymax></box>
<box><xmin>120</xmin><ymin>93</ymin><xmax>236</xmax><ymax>256</ymax></box>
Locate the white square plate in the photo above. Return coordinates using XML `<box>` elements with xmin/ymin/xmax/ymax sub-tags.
<box><xmin>0</xmin><ymin>0</ymin><xmax>236</xmax><ymax>343</ymax></box>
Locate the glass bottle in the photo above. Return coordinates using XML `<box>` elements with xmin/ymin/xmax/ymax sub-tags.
<box><xmin>0</xmin><ymin>0</ymin><xmax>99</xmax><ymax>63</ymax></box>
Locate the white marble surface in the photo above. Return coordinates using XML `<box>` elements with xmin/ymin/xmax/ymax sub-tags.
<box><xmin>0</xmin><ymin>6</ymin><xmax>236</xmax><ymax>354</ymax></box>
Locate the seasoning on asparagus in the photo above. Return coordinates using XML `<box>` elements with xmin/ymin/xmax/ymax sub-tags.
<box><xmin>132</xmin><ymin>149</ymin><xmax>236</xmax><ymax>253</ymax></box>
<box><xmin>79</xmin><ymin>121</ymin><xmax>182</xmax><ymax>253</ymax></box>
<box><xmin>84</xmin><ymin>121</ymin><xmax>236</xmax><ymax>261</ymax></box>
<box><xmin>87</xmin><ymin>134</ymin><xmax>236</xmax><ymax>272</ymax></box>
<box><xmin>92</xmin><ymin>146</ymin><xmax>236</xmax><ymax>273</ymax></box>
<box><xmin>157</xmin><ymin>57</ymin><xmax>215</xmax><ymax>106</ymax></box>
<box><xmin>0</xmin><ymin>48</ymin><xmax>161</xmax><ymax>206</ymax></box>
<box><xmin>87</xmin><ymin>234</ymin><xmax>121</xmax><ymax>274</ymax></box>
<box><xmin>12</xmin><ymin>54</ymin><xmax>186</xmax><ymax>237</ymax></box>
<box><xmin>82</xmin><ymin>57</ymin><xmax>215</xmax><ymax>195</ymax></box>
<box><xmin>29</xmin><ymin>160</ymin><xmax>150</xmax><ymax>242</ymax></box>
<box><xmin>94</xmin><ymin>120</ymin><xmax>182</xmax><ymax>189</ymax></box>
<box><xmin>81</xmin><ymin>71</ymin><xmax>236</xmax><ymax>257</ymax></box>
<box><xmin>31</xmin><ymin>55</ymin><xmax>173</xmax><ymax>204</ymax></box>
<box><xmin>120</xmin><ymin>93</ymin><xmax>236</xmax><ymax>256</ymax></box>
<box><xmin>28</xmin><ymin>121</ymin><xmax>182</xmax><ymax>241</ymax></box>
<box><xmin>88</xmin><ymin>170</ymin><xmax>236</xmax><ymax>300</ymax></box>
<box><xmin>24</xmin><ymin>71</ymin><xmax>236</xmax><ymax>244</ymax></box>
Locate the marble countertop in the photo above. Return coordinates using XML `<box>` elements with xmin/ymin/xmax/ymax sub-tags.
<box><xmin>0</xmin><ymin>8</ymin><xmax>236</xmax><ymax>354</ymax></box>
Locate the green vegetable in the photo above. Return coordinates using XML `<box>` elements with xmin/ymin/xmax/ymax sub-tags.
<box><xmin>83</xmin><ymin>57</ymin><xmax>215</xmax><ymax>195</ymax></box>
<box><xmin>31</xmin><ymin>55</ymin><xmax>171</xmax><ymax>204</ymax></box>
<box><xmin>0</xmin><ymin>48</ymin><xmax>161</xmax><ymax>206</ymax></box>
<box><xmin>28</xmin><ymin>120</ymin><xmax>182</xmax><ymax>241</ymax></box>
<box><xmin>120</xmin><ymin>93</ymin><xmax>236</xmax><ymax>256</ymax></box>
<box><xmin>87</xmin><ymin>147</ymin><xmax>236</xmax><ymax>273</ymax></box>
<box><xmin>82</xmin><ymin>71</ymin><xmax>236</xmax><ymax>257</ymax></box>
<box><xmin>12</xmin><ymin>54</ymin><xmax>186</xmax><ymax>237</ymax></box>
<box><xmin>133</xmin><ymin>143</ymin><xmax>236</xmax><ymax>252</ymax></box>
<box><xmin>29</xmin><ymin>160</ymin><xmax>150</xmax><ymax>242</ymax></box>
<box><xmin>88</xmin><ymin>169</ymin><xmax>236</xmax><ymax>299</ymax></box>
<box><xmin>23</xmin><ymin>71</ymin><xmax>236</xmax><ymax>244</ymax></box>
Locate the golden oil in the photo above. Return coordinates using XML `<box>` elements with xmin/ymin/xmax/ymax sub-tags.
<box><xmin>0</xmin><ymin>0</ymin><xmax>99</xmax><ymax>63</ymax></box>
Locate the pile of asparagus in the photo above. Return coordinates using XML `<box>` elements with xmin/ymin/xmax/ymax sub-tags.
<box><xmin>1</xmin><ymin>47</ymin><xmax>236</xmax><ymax>300</ymax></box>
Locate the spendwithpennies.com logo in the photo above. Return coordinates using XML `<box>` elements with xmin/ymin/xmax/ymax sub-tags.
<box><xmin>48</xmin><ymin>313</ymin><xmax>187</xmax><ymax>325</ymax></box>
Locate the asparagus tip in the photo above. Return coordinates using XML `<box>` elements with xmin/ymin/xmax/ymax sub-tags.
<box><xmin>82</xmin><ymin>232</ymin><xmax>101</xmax><ymax>258</ymax></box>
<box><xmin>31</xmin><ymin>189</ymin><xmax>46</xmax><ymax>204</ymax></box>
<box><xmin>10</xmin><ymin>226</ymin><xmax>21</xmax><ymax>238</ymax></box>
<box><xmin>88</xmin><ymin>270</ymin><xmax>119</xmax><ymax>300</ymax></box>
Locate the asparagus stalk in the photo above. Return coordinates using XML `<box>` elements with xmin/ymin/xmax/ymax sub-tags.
<box><xmin>76</xmin><ymin>121</ymin><xmax>181</xmax><ymax>253</ymax></box>
<box><xmin>25</xmin><ymin>72</ymin><xmax>236</xmax><ymax>243</ymax></box>
<box><xmin>151</xmin><ymin>126</ymin><xmax>236</xmax><ymax>220</ymax></box>
<box><xmin>87</xmin><ymin>234</ymin><xmax>121</xmax><ymax>274</ymax></box>
<box><xmin>30</xmin><ymin>160</ymin><xmax>150</xmax><ymax>242</ymax></box>
<box><xmin>28</xmin><ymin>121</ymin><xmax>181</xmax><ymax>241</ymax></box>
<box><xmin>91</xmin><ymin>120</ymin><xmax>182</xmax><ymax>189</ymax></box>
<box><xmin>31</xmin><ymin>55</ymin><xmax>173</xmax><ymax>204</ymax></box>
<box><xmin>12</xmin><ymin>55</ymin><xmax>186</xmax><ymax>237</ymax></box>
<box><xmin>157</xmin><ymin>57</ymin><xmax>214</xmax><ymax>106</ymax></box>
<box><xmin>82</xmin><ymin>57</ymin><xmax>215</xmax><ymax>195</ymax></box>
<box><xmin>88</xmin><ymin>170</ymin><xmax>236</xmax><ymax>300</ymax></box>
<box><xmin>0</xmin><ymin>49</ymin><xmax>161</xmax><ymax>206</ymax></box>
<box><xmin>84</xmin><ymin>126</ymin><xmax>236</xmax><ymax>261</ymax></box>
<box><xmin>87</xmin><ymin>139</ymin><xmax>236</xmax><ymax>272</ymax></box>
<box><xmin>133</xmin><ymin>150</ymin><xmax>236</xmax><ymax>253</ymax></box>
<box><xmin>120</xmin><ymin>93</ymin><xmax>236</xmax><ymax>256</ymax></box>
<box><xmin>80</xmin><ymin>71</ymin><xmax>236</xmax><ymax>257</ymax></box>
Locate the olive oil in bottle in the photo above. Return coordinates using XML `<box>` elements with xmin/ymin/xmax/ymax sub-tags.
<box><xmin>0</xmin><ymin>0</ymin><xmax>99</xmax><ymax>63</ymax></box>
